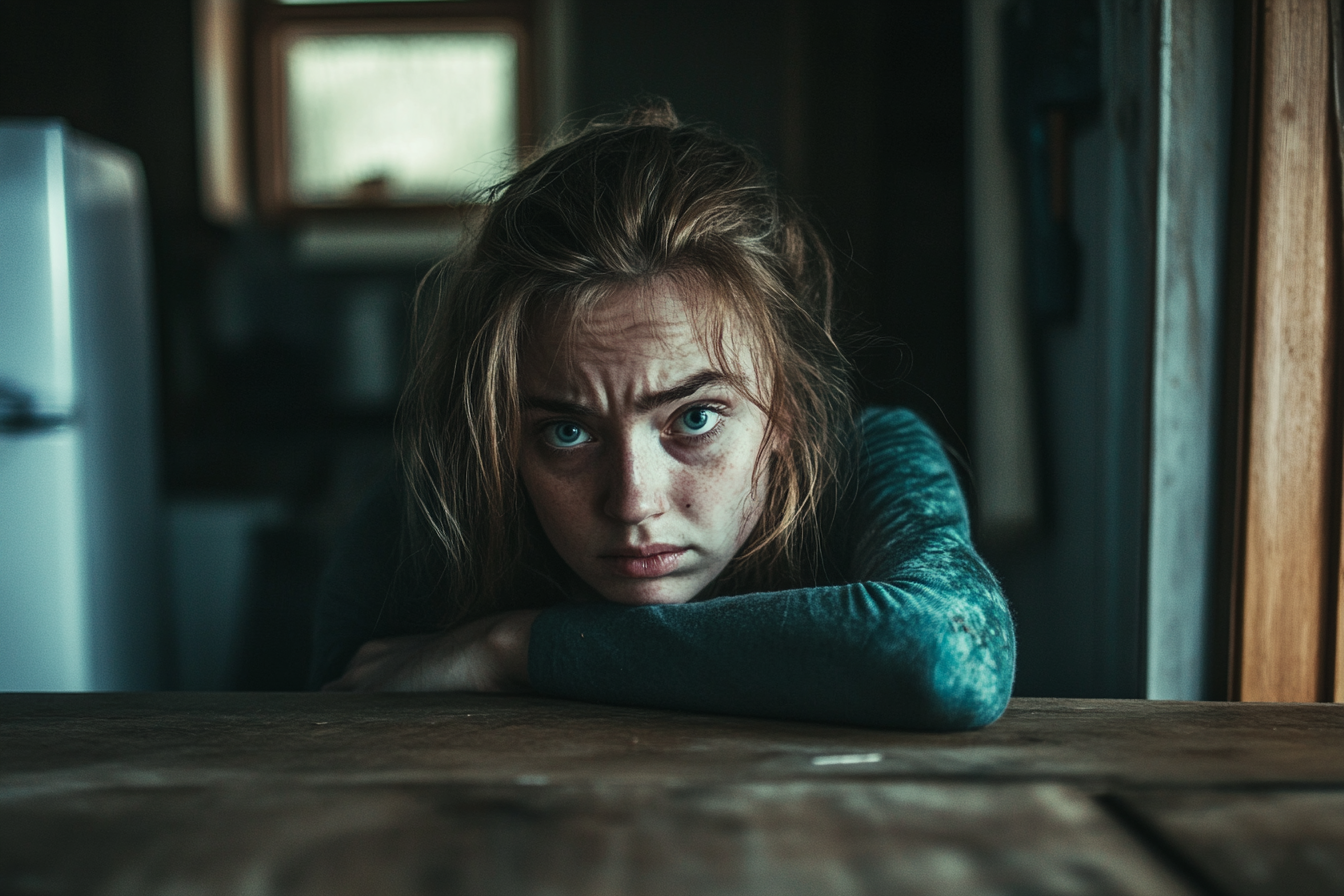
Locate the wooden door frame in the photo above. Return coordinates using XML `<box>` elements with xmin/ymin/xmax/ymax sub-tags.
<box><xmin>1221</xmin><ymin>0</ymin><xmax>1343</xmax><ymax>703</ymax></box>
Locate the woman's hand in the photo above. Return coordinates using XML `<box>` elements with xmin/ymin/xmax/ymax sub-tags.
<box><xmin>322</xmin><ymin>609</ymin><xmax>541</xmax><ymax>693</ymax></box>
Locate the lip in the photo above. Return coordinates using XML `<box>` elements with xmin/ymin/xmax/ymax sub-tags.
<box><xmin>601</xmin><ymin>544</ymin><xmax>688</xmax><ymax>578</ymax></box>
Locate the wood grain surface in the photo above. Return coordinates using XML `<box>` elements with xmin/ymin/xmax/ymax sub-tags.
<box><xmin>1117</xmin><ymin>788</ymin><xmax>1344</xmax><ymax>896</ymax></box>
<box><xmin>1241</xmin><ymin>0</ymin><xmax>1337</xmax><ymax>701</ymax></box>
<box><xmin>2</xmin><ymin>695</ymin><xmax>1342</xmax><ymax>895</ymax></box>
<box><xmin>1</xmin><ymin>695</ymin><xmax>1343</xmax><ymax>789</ymax></box>
<box><xmin>0</xmin><ymin>781</ymin><xmax>1196</xmax><ymax>896</ymax></box>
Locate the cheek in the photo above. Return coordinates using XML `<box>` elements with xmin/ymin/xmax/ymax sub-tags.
<box><xmin>682</xmin><ymin>436</ymin><xmax>767</xmax><ymax>536</ymax></box>
<box><xmin>519</xmin><ymin>456</ymin><xmax>586</xmax><ymax>535</ymax></box>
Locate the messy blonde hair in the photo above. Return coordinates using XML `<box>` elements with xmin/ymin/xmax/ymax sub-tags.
<box><xmin>401</xmin><ymin>100</ymin><xmax>853</xmax><ymax>625</ymax></box>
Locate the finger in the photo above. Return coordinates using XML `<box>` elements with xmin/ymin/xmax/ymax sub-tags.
<box><xmin>321</xmin><ymin>677</ymin><xmax>351</xmax><ymax>692</ymax></box>
<box><xmin>325</xmin><ymin>657</ymin><xmax>380</xmax><ymax>692</ymax></box>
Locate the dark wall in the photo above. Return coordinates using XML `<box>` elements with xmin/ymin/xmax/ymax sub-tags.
<box><xmin>801</xmin><ymin>3</ymin><xmax>969</xmax><ymax>453</ymax></box>
<box><xmin>572</xmin><ymin>0</ymin><xmax>786</xmax><ymax>167</ymax></box>
<box><xmin>0</xmin><ymin>1</ymin><xmax>199</xmax><ymax>219</ymax></box>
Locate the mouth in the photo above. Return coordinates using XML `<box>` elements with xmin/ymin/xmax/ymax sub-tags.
<box><xmin>601</xmin><ymin>544</ymin><xmax>688</xmax><ymax>578</ymax></box>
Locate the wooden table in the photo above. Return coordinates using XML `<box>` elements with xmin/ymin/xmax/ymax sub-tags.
<box><xmin>2</xmin><ymin>695</ymin><xmax>1343</xmax><ymax>895</ymax></box>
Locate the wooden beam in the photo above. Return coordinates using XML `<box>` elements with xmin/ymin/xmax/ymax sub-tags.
<box><xmin>1338</xmin><ymin>471</ymin><xmax>1344</xmax><ymax>701</ymax></box>
<box><xmin>1331</xmin><ymin>0</ymin><xmax>1344</xmax><ymax>705</ymax></box>
<box><xmin>1240</xmin><ymin>0</ymin><xmax>1336</xmax><ymax>702</ymax></box>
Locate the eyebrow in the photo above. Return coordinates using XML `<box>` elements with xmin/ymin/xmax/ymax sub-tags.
<box><xmin>523</xmin><ymin>370</ymin><xmax>732</xmax><ymax>416</ymax></box>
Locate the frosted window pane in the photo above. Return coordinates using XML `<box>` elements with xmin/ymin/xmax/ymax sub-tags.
<box><xmin>286</xmin><ymin>32</ymin><xmax>517</xmax><ymax>203</ymax></box>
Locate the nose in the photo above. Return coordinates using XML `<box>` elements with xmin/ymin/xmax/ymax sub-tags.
<box><xmin>602</xmin><ymin>433</ymin><xmax>670</xmax><ymax>524</ymax></box>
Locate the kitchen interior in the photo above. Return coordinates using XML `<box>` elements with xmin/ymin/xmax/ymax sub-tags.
<box><xmin>1</xmin><ymin>0</ymin><xmax>1246</xmax><ymax>701</ymax></box>
<box><xmin>10</xmin><ymin>5</ymin><xmax>1344</xmax><ymax>891</ymax></box>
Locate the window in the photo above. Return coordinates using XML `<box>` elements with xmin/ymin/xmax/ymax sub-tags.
<box><xmin>250</xmin><ymin>0</ymin><xmax>534</xmax><ymax>217</ymax></box>
<box><xmin>285</xmin><ymin>31</ymin><xmax>518</xmax><ymax>205</ymax></box>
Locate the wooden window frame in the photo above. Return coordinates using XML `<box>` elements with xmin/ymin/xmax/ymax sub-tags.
<box><xmin>249</xmin><ymin>0</ymin><xmax>536</xmax><ymax>221</ymax></box>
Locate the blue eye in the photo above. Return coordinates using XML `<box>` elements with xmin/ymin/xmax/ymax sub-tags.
<box><xmin>676</xmin><ymin>406</ymin><xmax>719</xmax><ymax>435</ymax></box>
<box><xmin>543</xmin><ymin>421</ymin><xmax>591</xmax><ymax>448</ymax></box>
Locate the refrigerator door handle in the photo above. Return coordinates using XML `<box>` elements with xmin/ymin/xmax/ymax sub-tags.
<box><xmin>0</xmin><ymin>381</ymin><xmax>71</xmax><ymax>433</ymax></box>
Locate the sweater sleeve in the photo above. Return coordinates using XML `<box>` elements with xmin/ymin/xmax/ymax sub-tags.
<box><xmin>526</xmin><ymin>407</ymin><xmax>1016</xmax><ymax>730</ymax></box>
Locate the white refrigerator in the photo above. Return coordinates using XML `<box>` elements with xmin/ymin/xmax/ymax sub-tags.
<box><xmin>0</xmin><ymin>120</ymin><xmax>163</xmax><ymax>690</ymax></box>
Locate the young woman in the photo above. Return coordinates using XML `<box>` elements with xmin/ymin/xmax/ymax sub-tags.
<box><xmin>313</xmin><ymin>102</ymin><xmax>1015</xmax><ymax>730</ymax></box>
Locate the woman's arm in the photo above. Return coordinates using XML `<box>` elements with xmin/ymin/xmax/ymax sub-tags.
<box><xmin>526</xmin><ymin>408</ymin><xmax>1016</xmax><ymax>730</ymax></box>
<box><xmin>315</xmin><ymin>409</ymin><xmax>1015</xmax><ymax>728</ymax></box>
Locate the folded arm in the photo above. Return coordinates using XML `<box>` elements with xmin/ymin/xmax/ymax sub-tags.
<box><xmin>312</xmin><ymin>409</ymin><xmax>1015</xmax><ymax>730</ymax></box>
<box><xmin>526</xmin><ymin>408</ymin><xmax>1016</xmax><ymax>730</ymax></box>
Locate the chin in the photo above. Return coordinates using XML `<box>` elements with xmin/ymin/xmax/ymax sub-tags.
<box><xmin>593</xmin><ymin>577</ymin><xmax>703</xmax><ymax>607</ymax></box>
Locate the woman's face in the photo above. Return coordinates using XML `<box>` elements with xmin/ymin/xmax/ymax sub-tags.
<box><xmin>517</xmin><ymin>281</ymin><xmax>771</xmax><ymax>606</ymax></box>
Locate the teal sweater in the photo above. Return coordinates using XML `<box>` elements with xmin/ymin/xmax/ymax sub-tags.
<box><xmin>310</xmin><ymin>408</ymin><xmax>1016</xmax><ymax>730</ymax></box>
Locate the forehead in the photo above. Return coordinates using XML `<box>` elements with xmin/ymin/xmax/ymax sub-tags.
<box><xmin>523</xmin><ymin>280</ymin><xmax>755</xmax><ymax>379</ymax></box>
